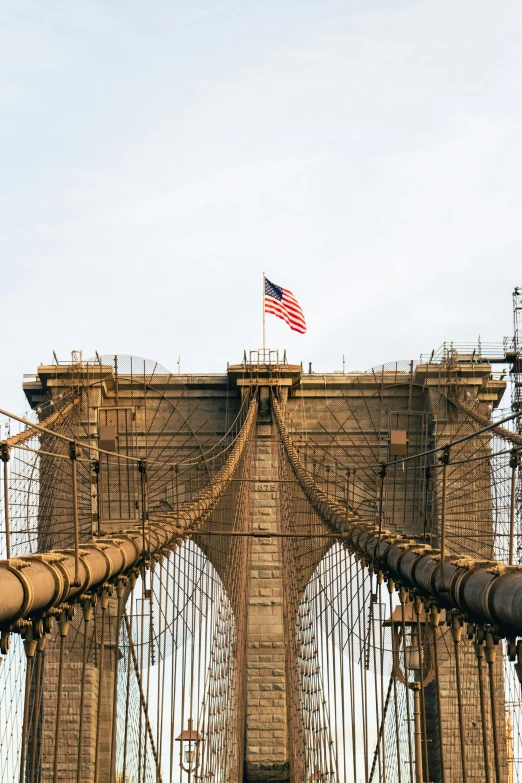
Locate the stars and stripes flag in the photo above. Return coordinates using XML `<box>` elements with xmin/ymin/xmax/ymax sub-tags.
<box><xmin>264</xmin><ymin>277</ymin><xmax>306</xmax><ymax>334</ymax></box>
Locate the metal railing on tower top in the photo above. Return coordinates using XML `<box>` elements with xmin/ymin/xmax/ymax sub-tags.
<box><xmin>242</xmin><ymin>348</ymin><xmax>288</xmax><ymax>368</ymax></box>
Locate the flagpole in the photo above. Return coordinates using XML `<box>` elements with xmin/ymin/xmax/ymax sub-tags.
<box><xmin>262</xmin><ymin>272</ymin><xmax>266</xmax><ymax>352</ymax></box>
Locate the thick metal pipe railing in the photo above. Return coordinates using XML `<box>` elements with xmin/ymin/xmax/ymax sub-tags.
<box><xmin>0</xmin><ymin>395</ymin><xmax>258</xmax><ymax>629</ymax></box>
<box><xmin>272</xmin><ymin>395</ymin><xmax>522</xmax><ymax>637</ymax></box>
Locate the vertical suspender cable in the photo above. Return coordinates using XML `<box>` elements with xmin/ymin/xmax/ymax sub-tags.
<box><xmin>357</xmin><ymin>560</ymin><xmax>370</xmax><ymax>783</ymax></box>
<box><xmin>53</xmin><ymin>611</ymin><xmax>70</xmax><ymax>783</ymax></box>
<box><xmin>485</xmin><ymin>633</ymin><xmax>502</xmax><ymax>783</ymax></box>
<box><xmin>169</xmin><ymin>547</ymin><xmax>181</xmax><ymax>783</ymax></box>
<box><xmin>69</xmin><ymin>441</ymin><xmax>81</xmax><ymax>586</ymax></box>
<box><xmin>76</xmin><ymin>599</ymin><xmax>93</xmax><ymax>783</ymax></box>
<box><xmin>439</xmin><ymin>447</ymin><xmax>450</xmax><ymax>591</ymax></box>
<box><xmin>474</xmin><ymin>640</ymin><xmax>492</xmax><ymax>783</ymax></box>
<box><xmin>348</xmin><ymin>556</ymin><xmax>358</xmax><ymax>783</ymax></box>
<box><xmin>412</xmin><ymin>683</ymin><xmax>423</xmax><ymax>783</ymax></box>
<box><xmin>122</xmin><ymin>597</ymin><xmax>135</xmax><ymax>783</ymax></box>
<box><xmin>109</xmin><ymin>582</ymin><xmax>124</xmax><ymax>783</ymax></box>
<box><xmin>509</xmin><ymin>449</ymin><xmax>519</xmax><ymax>565</ymax></box>
<box><xmin>400</xmin><ymin>594</ymin><xmax>415</xmax><ymax>783</ymax></box>
<box><xmin>139</xmin><ymin>460</ymin><xmax>148</xmax><ymax>561</ymax></box>
<box><xmin>94</xmin><ymin>595</ymin><xmax>108</xmax><ymax>783</ymax></box>
<box><xmin>1</xmin><ymin>443</ymin><xmax>11</xmax><ymax>559</ymax></box>
<box><xmin>415</xmin><ymin>603</ymin><xmax>430</xmax><ymax>782</ymax></box>
<box><xmin>387</xmin><ymin>584</ymin><xmax>402</xmax><ymax>783</ymax></box>
<box><xmin>29</xmin><ymin>637</ymin><xmax>46</xmax><ymax>783</ymax></box>
<box><xmin>430</xmin><ymin>605</ymin><xmax>445</xmax><ymax>783</ymax></box>
<box><xmin>451</xmin><ymin>616</ymin><xmax>468</xmax><ymax>783</ymax></box>
<box><xmin>144</xmin><ymin>568</ymin><xmax>154</xmax><ymax>783</ymax></box>
<box><xmin>19</xmin><ymin>629</ymin><xmax>36</xmax><ymax>783</ymax></box>
<box><xmin>370</xmin><ymin>578</ymin><xmax>382</xmax><ymax>781</ymax></box>
<box><xmin>378</xmin><ymin>577</ymin><xmax>387</xmax><ymax>783</ymax></box>
<box><xmin>158</xmin><ymin>558</ymin><xmax>169</xmax><ymax>767</ymax></box>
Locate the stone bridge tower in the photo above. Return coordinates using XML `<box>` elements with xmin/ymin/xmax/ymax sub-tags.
<box><xmin>23</xmin><ymin>352</ymin><xmax>508</xmax><ymax>781</ymax></box>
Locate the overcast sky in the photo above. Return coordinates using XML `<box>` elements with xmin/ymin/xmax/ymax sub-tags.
<box><xmin>1</xmin><ymin>0</ymin><xmax>522</xmax><ymax>413</ymax></box>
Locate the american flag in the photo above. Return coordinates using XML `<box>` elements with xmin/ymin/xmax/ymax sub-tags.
<box><xmin>264</xmin><ymin>277</ymin><xmax>306</xmax><ymax>334</ymax></box>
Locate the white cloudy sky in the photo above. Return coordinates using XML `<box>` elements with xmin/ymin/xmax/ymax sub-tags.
<box><xmin>1</xmin><ymin>0</ymin><xmax>522</xmax><ymax>412</ymax></box>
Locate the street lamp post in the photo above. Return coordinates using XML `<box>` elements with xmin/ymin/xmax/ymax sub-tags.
<box><xmin>176</xmin><ymin>718</ymin><xmax>203</xmax><ymax>778</ymax></box>
<box><xmin>385</xmin><ymin>601</ymin><xmax>435</xmax><ymax>783</ymax></box>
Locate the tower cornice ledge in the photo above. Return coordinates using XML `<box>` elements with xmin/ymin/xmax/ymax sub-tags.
<box><xmin>227</xmin><ymin>363</ymin><xmax>302</xmax><ymax>388</ymax></box>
